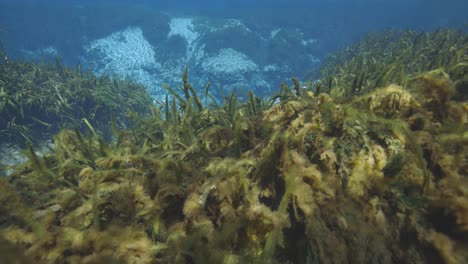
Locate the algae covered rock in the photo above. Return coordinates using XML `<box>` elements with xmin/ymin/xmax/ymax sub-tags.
<box><xmin>352</xmin><ymin>84</ymin><xmax>417</xmax><ymax>118</ymax></box>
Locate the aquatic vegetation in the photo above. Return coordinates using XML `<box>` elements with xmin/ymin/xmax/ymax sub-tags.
<box><xmin>1</xmin><ymin>29</ymin><xmax>468</xmax><ymax>263</ymax></box>
<box><xmin>311</xmin><ymin>29</ymin><xmax>468</xmax><ymax>98</ymax></box>
<box><xmin>0</xmin><ymin>57</ymin><xmax>152</xmax><ymax>145</ymax></box>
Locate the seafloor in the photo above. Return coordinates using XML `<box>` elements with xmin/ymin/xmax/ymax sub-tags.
<box><xmin>0</xmin><ymin>29</ymin><xmax>467</xmax><ymax>264</ymax></box>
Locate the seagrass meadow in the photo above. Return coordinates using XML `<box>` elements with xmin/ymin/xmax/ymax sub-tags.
<box><xmin>0</xmin><ymin>55</ymin><xmax>152</xmax><ymax>145</ymax></box>
<box><xmin>0</xmin><ymin>28</ymin><xmax>467</xmax><ymax>264</ymax></box>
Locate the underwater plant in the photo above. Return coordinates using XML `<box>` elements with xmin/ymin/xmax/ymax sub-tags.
<box><xmin>0</xmin><ymin>56</ymin><xmax>152</xmax><ymax>146</ymax></box>
<box><xmin>310</xmin><ymin>29</ymin><xmax>468</xmax><ymax>98</ymax></box>
<box><xmin>0</xmin><ymin>29</ymin><xmax>467</xmax><ymax>263</ymax></box>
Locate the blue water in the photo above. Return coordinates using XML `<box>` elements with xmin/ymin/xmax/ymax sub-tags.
<box><xmin>0</xmin><ymin>0</ymin><xmax>467</xmax><ymax>98</ymax></box>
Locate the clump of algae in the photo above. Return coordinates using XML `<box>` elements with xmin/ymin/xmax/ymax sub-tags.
<box><xmin>0</xmin><ymin>29</ymin><xmax>467</xmax><ymax>263</ymax></box>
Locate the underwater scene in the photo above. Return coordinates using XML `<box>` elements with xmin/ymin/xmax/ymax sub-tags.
<box><xmin>0</xmin><ymin>0</ymin><xmax>467</xmax><ymax>263</ymax></box>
